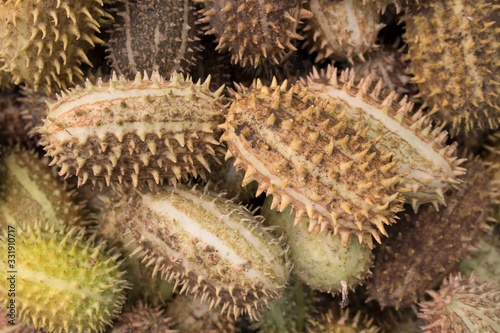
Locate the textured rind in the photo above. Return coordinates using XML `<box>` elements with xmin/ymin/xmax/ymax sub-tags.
<box><xmin>459</xmin><ymin>234</ymin><xmax>500</xmax><ymax>289</ymax></box>
<box><xmin>303</xmin><ymin>0</ymin><xmax>384</xmax><ymax>64</ymax></box>
<box><xmin>404</xmin><ymin>1</ymin><xmax>500</xmax><ymax>136</ymax></box>
<box><xmin>0</xmin><ymin>309</ymin><xmax>42</xmax><ymax>333</ymax></box>
<box><xmin>0</xmin><ymin>223</ymin><xmax>128</xmax><ymax>333</ymax></box>
<box><xmin>222</xmin><ymin>78</ymin><xmax>406</xmax><ymax>247</ymax></box>
<box><xmin>197</xmin><ymin>0</ymin><xmax>311</xmax><ymax>67</ymax></box>
<box><xmin>38</xmin><ymin>72</ymin><xmax>227</xmax><ymax>189</ymax></box>
<box><xmin>0</xmin><ymin>0</ymin><xmax>112</xmax><ymax>93</ymax></box>
<box><xmin>261</xmin><ymin>196</ymin><xmax>373</xmax><ymax>294</ymax></box>
<box><xmin>122</xmin><ymin>185</ymin><xmax>291</xmax><ymax>320</ymax></box>
<box><xmin>110</xmin><ymin>301</ymin><xmax>176</xmax><ymax>333</ymax></box>
<box><xmin>418</xmin><ymin>273</ymin><xmax>500</xmax><ymax>333</ymax></box>
<box><xmin>251</xmin><ymin>279</ymin><xmax>313</xmax><ymax>333</ymax></box>
<box><xmin>301</xmin><ymin>66</ymin><xmax>466</xmax><ymax>211</ymax></box>
<box><xmin>0</xmin><ymin>149</ymin><xmax>85</xmax><ymax>230</ymax></box>
<box><xmin>106</xmin><ymin>0</ymin><xmax>200</xmax><ymax>79</ymax></box>
<box><xmin>96</xmin><ymin>191</ymin><xmax>175</xmax><ymax>306</ymax></box>
<box><xmin>306</xmin><ymin>308</ymin><xmax>381</xmax><ymax>333</ymax></box>
<box><xmin>165</xmin><ymin>295</ymin><xmax>237</xmax><ymax>332</ymax></box>
<box><xmin>367</xmin><ymin>158</ymin><xmax>491</xmax><ymax>308</ymax></box>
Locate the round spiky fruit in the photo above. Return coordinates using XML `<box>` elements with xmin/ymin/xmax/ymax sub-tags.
<box><xmin>0</xmin><ymin>222</ymin><xmax>128</xmax><ymax>333</ymax></box>
<box><xmin>196</xmin><ymin>0</ymin><xmax>312</xmax><ymax>67</ymax></box>
<box><xmin>459</xmin><ymin>233</ymin><xmax>500</xmax><ymax>289</ymax></box>
<box><xmin>367</xmin><ymin>158</ymin><xmax>492</xmax><ymax>308</ymax></box>
<box><xmin>307</xmin><ymin>308</ymin><xmax>381</xmax><ymax>333</ymax></box>
<box><xmin>251</xmin><ymin>278</ymin><xmax>314</xmax><ymax>333</ymax></box>
<box><xmin>96</xmin><ymin>190</ymin><xmax>175</xmax><ymax>306</ymax></box>
<box><xmin>404</xmin><ymin>1</ymin><xmax>500</xmax><ymax>136</ymax></box>
<box><xmin>0</xmin><ymin>0</ymin><xmax>112</xmax><ymax>93</ymax></box>
<box><xmin>110</xmin><ymin>301</ymin><xmax>176</xmax><ymax>333</ymax></box>
<box><xmin>37</xmin><ymin>72</ymin><xmax>227</xmax><ymax>189</ymax></box>
<box><xmin>106</xmin><ymin>0</ymin><xmax>201</xmax><ymax>79</ymax></box>
<box><xmin>221</xmin><ymin>78</ymin><xmax>406</xmax><ymax>247</ymax></box>
<box><xmin>418</xmin><ymin>273</ymin><xmax>500</xmax><ymax>333</ymax></box>
<box><xmin>261</xmin><ymin>196</ymin><xmax>373</xmax><ymax>295</ymax></box>
<box><xmin>166</xmin><ymin>295</ymin><xmax>238</xmax><ymax>332</ymax></box>
<box><xmin>0</xmin><ymin>149</ymin><xmax>85</xmax><ymax>231</ymax></box>
<box><xmin>302</xmin><ymin>0</ymin><xmax>384</xmax><ymax>64</ymax></box>
<box><xmin>301</xmin><ymin>66</ymin><xmax>466</xmax><ymax>211</ymax></box>
<box><xmin>122</xmin><ymin>185</ymin><xmax>291</xmax><ymax>320</ymax></box>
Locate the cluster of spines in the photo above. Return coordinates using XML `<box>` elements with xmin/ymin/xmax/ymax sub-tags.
<box><xmin>110</xmin><ymin>301</ymin><xmax>176</xmax><ymax>333</ymax></box>
<box><xmin>196</xmin><ymin>0</ymin><xmax>312</xmax><ymax>67</ymax></box>
<box><xmin>105</xmin><ymin>0</ymin><xmax>201</xmax><ymax>78</ymax></box>
<box><xmin>302</xmin><ymin>0</ymin><xmax>384</xmax><ymax>64</ymax></box>
<box><xmin>403</xmin><ymin>1</ymin><xmax>500</xmax><ymax>136</ymax></box>
<box><xmin>307</xmin><ymin>308</ymin><xmax>381</xmax><ymax>333</ymax></box>
<box><xmin>222</xmin><ymin>77</ymin><xmax>406</xmax><ymax>247</ymax></box>
<box><xmin>37</xmin><ymin>71</ymin><xmax>226</xmax><ymax>189</ymax></box>
<box><xmin>301</xmin><ymin>65</ymin><xmax>467</xmax><ymax>211</ymax></box>
<box><xmin>0</xmin><ymin>222</ymin><xmax>129</xmax><ymax>333</ymax></box>
<box><xmin>0</xmin><ymin>0</ymin><xmax>113</xmax><ymax>93</ymax></box>
<box><xmin>124</xmin><ymin>185</ymin><xmax>291</xmax><ymax>320</ymax></box>
<box><xmin>418</xmin><ymin>273</ymin><xmax>500</xmax><ymax>333</ymax></box>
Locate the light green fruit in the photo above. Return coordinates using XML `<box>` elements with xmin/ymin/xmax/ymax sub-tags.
<box><xmin>251</xmin><ymin>278</ymin><xmax>314</xmax><ymax>333</ymax></box>
<box><xmin>0</xmin><ymin>149</ymin><xmax>85</xmax><ymax>231</ymax></box>
<box><xmin>123</xmin><ymin>185</ymin><xmax>291</xmax><ymax>320</ymax></box>
<box><xmin>261</xmin><ymin>196</ymin><xmax>372</xmax><ymax>295</ymax></box>
<box><xmin>0</xmin><ymin>222</ymin><xmax>128</xmax><ymax>333</ymax></box>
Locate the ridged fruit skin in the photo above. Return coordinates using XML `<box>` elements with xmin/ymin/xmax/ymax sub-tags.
<box><xmin>0</xmin><ymin>223</ymin><xmax>128</xmax><ymax>333</ymax></box>
<box><xmin>221</xmin><ymin>78</ymin><xmax>405</xmax><ymax>247</ymax></box>
<box><xmin>122</xmin><ymin>185</ymin><xmax>291</xmax><ymax>320</ymax></box>
<box><xmin>110</xmin><ymin>301</ymin><xmax>176</xmax><ymax>333</ymax></box>
<box><xmin>106</xmin><ymin>0</ymin><xmax>200</xmax><ymax>79</ymax></box>
<box><xmin>0</xmin><ymin>149</ymin><xmax>85</xmax><ymax>230</ymax></box>
<box><xmin>459</xmin><ymin>234</ymin><xmax>500</xmax><ymax>289</ymax></box>
<box><xmin>302</xmin><ymin>66</ymin><xmax>467</xmax><ymax>211</ymax></box>
<box><xmin>302</xmin><ymin>0</ymin><xmax>384</xmax><ymax>64</ymax></box>
<box><xmin>261</xmin><ymin>196</ymin><xmax>373</xmax><ymax>294</ymax></box>
<box><xmin>196</xmin><ymin>0</ymin><xmax>312</xmax><ymax>67</ymax></box>
<box><xmin>37</xmin><ymin>72</ymin><xmax>226</xmax><ymax>189</ymax></box>
<box><xmin>367</xmin><ymin>159</ymin><xmax>491</xmax><ymax>308</ymax></box>
<box><xmin>404</xmin><ymin>1</ymin><xmax>500</xmax><ymax>136</ymax></box>
<box><xmin>166</xmin><ymin>295</ymin><xmax>237</xmax><ymax>332</ymax></box>
<box><xmin>0</xmin><ymin>0</ymin><xmax>112</xmax><ymax>93</ymax></box>
<box><xmin>307</xmin><ymin>309</ymin><xmax>381</xmax><ymax>333</ymax></box>
<box><xmin>0</xmin><ymin>93</ymin><xmax>30</xmax><ymax>147</ymax></box>
<box><xmin>251</xmin><ymin>278</ymin><xmax>314</xmax><ymax>333</ymax></box>
<box><xmin>96</xmin><ymin>191</ymin><xmax>175</xmax><ymax>306</ymax></box>
<box><xmin>418</xmin><ymin>273</ymin><xmax>500</xmax><ymax>333</ymax></box>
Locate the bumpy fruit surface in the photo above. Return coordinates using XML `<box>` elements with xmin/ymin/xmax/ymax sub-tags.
<box><xmin>110</xmin><ymin>301</ymin><xmax>176</xmax><ymax>333</ymax></box>
<box><xmin>262</xmin><ymin>196</ymin><xmax>373</xmax><ymax>294</ymax></box>
<box><xmin>0</xmin><ymin>0</ymin><xmax>111</xmax><ymax>93</ymax></box>
<box><xmin>122</xmin><ymin>185</ymin><xmax>291</xmax><ymax>320</ymax></box>
<box><xmin>404</xmin><ymin>1</ymin><xmax>500</xmax><ymax>136</ymax></box>
<box><xmin>303</xmin><ymin>0</ymin><xmax>384</xmax><ymax>64</ymax></box>
<box><xmin>367</xmin><ymin>158</ymin><xmax>491</xmax><ymax>308</ymax></box>
<box><xmin>418</xmin><ymin>273</ymin><xmax>500</xmax><ymax>333</ymax></box>
<box><xmin>38</xmin><ymin>72</ymin><xmax>226</xmax><ymax>189</ymax></box>
<box><xmin>106</xmin><ymin>0</ymin><xmax>200</xmax><ymax>79</ymax></box>
<box><xmin>166</xmin><ymin>295</ymin><xmax>238</xmax><ymax>332</ymax></box>
<box><xmin>197</xmin><ymin>0</ymin><xmax>312</xmax><ymax>67</ymax></box>
<box><xmin>0</xmin><ymin>149</ymin><xmax>84</xmax><ymax>230</ymax></box>
<box><xmin>302</xmin><ymin>66</ymin><xmax>466</xmax><ymax>211</ymax></box>
<box><xmin>0</xmin><ymin>223</ymin><xmax>128</xmax><ymax>333</ymax></box>
<box><xmin>307</xmin><ymin>309</ymin><xmax>381</xmax><ymax>333</ymax></box>
<box><xmin>222</xmin><ymin>78</ymin><xmax>405</xmax><ymax>247</ymax></box>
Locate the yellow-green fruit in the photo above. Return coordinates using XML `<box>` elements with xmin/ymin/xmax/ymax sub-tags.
<box><xmin>0</xmin><ymin>309</ymin><xmax>41</xmax><ymax>332</ymax></box>
<box><xmin>0</xmin><ymin>223</ymin><xmax>128</xmax><ymax>333</ymax></box>
<box><xmin>0</xmin><ymin>0</ymin><xmax>112</xmax><ymax>93</ymax></box>
<box><xmin>122</xmin><ymin>185</ymin><xmax>291</xmax><ymax>320</ymax></box>
<box><xmin>261</xmin><ymin>196</ymin><xmax>372</xmax><ymax>295</ymax></box>
<box><xmin>0</xmin><ymin>149</ymin><xmax>85</xmax><ymax>231</ymax></box>
<box><xmin>404</xmin><ymin>1</ymin><xmax>500</xmax><ymax>136</ymax></box>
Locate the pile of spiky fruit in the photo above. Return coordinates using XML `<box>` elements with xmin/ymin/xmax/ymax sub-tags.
<box><xmin>0</xmin><ymin>0</ymin><xmax>499</xmax><ymax>332</ymax></box>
